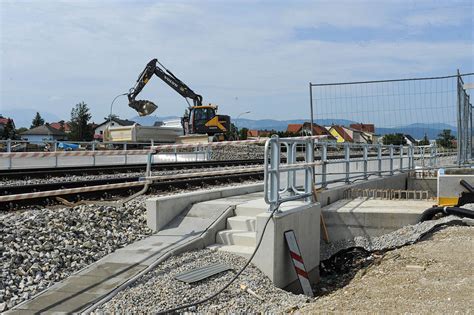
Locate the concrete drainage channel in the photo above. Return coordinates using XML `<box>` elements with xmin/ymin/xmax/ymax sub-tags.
<box><xmin>7</xmin><ymin>174</ymin><xmax>473</xmax><ymax>313</ymax></box>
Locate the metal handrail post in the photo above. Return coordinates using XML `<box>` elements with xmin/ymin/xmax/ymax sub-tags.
<box><xmin>7</xmin><ymin>139</ymin><xmax>12</xmax><ymax>169</ymax></box>
<box><xmin>363</xmin><ymin>144</ymin><xmax>368</xmax><ymax>179</ymax></box>
<box><xmin>53</xmin><ymin>140</ymin><xmax>58</xmax><ymax>168</ymax></box>
<box><xmin>321</xmin><ymin>143</ymin><xmax>328</xmax><ymax>188</ymax></box>
<box><xmin>399</xmin><ymin>145</ymin><xmax>404</xmax><ymax>172</ymax></box>
<box><xmin>123</xmin><ymin>143</ymin><xmax>128</xmax><ymax>165</ymax></box>
<box><xmin>389</xmin><ymin>145</ymin><xmax>394</xmax><ymax>175</ymax></box>
<box><xmin>287</xmin><ymin>142</ymin><xmax>295</xmax><ymax>195</ymax></box>
<box><xmin>430</xmin><ymin>145</ymin><xmax>435</xmax><ymax>167</ymax></box>
<box><xmin>145</xmin><ymin>150</ymin><xmax>155</xmax><ymax>177</ymax></box>
<box><xmin>377</xmin><ymin>144</ymin><xmax>382</xmax><ymax>177</ymax></box>
<box><xmin>269</xmin><ymin>136</ymin><xmax>280</xmax><ymax>212</ymax></box>
<box><xmin>305</xmin><ymin>138</ymin><xmax>314</xmax><ymax>202</ymax></box>
<box><xmin>457</xmin><ymin>70</ymin><xmax>462</xmax><ymax>165</ymax></box>
<box><xmin>344</xmin><ymin>143</ymin><xmax>350</xmax><ymax>184</ymax></box>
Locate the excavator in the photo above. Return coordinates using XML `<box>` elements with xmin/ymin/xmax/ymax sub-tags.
<box><xmin>127</xmin><ymin>58</ymin><xmax>236</xmax><ymax>141</ymax></box>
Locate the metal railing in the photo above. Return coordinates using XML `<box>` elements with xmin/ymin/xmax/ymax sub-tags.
<box><xmin>263</xmin><ymin>136</ymin><xmax>456</xmax><ymax>211</ymax></box>
<box><xmin>264</xmin><ymin>136</ymin><xmax>316</xmax><ymax>212</ymax></box>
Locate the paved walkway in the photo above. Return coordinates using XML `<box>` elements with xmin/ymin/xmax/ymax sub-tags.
<box><xmin>8</xmin><ymin>197</ymin><xmax>256</xmax><ymax>314</ymax></box>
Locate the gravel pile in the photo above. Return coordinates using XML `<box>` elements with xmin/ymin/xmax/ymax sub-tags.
<box><xmin>96</xmin><ymin>249</ymin><xmax>310</xmax><ymax>314</ymax></box>
<box><xmin>320</xmin><ymin>215</ymin><xmax>463</xmax><ymax>260</ymax></box>
<box><xmin>210</xmin><ymin>144</ymin><xmax>265</xmax><ymax>160</ymax></box>
<box><xmin>0</xmin><ymin>198</ymin><xmax>152</xmax><ymax>311</ymax></box>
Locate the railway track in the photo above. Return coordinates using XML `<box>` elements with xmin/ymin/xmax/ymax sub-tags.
<box><xmin>0</xmin><ymin>170</ymin><xmax>264</xmax><ymax>210</ymax></box>
<box><xmin>0</xmin><ymin>159</ymin><xmax>264</xmax><ymax>180</ymax></box>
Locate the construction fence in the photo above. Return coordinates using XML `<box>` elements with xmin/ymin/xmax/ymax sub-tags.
<box><xmin>309</xmin><ymin>71</ymin><xmax>473</xmax><ymax>165</ymax></box>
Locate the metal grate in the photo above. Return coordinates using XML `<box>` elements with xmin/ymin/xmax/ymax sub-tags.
<box><xmin>174</xmin><ymin>263</ymin><xmax>233</xmax><ymax>284</ymax></box>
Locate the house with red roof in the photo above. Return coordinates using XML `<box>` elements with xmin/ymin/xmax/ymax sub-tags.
<box><xmin>49</xmin><ymin>120</ymin><xmax>71</xmax><ymax>134</ymax></box>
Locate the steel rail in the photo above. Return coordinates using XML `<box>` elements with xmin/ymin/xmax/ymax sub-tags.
<box><xmin>0</xmin><ymin>159</ymin><xmax>264</xmax><ymax>180</ymax></box>
<box><xmin>0</xmin><ymin>171</ymin><xmax>264</xmax><ymax>209</ymax></box>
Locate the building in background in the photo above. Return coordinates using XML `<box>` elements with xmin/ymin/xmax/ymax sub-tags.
<box><xmin>349</xmin><ymin>123</ymin><xmax>375</xmax><ymax>133</ymax></box>
<box><xmin>94</xmin><ymin>117</ymin><xmax>137</xmax><ymax>141</ymax></box>
<box><xmin>326</xmin><ymin>125</ymin><xmax>353</xmax><ymax>143</ymax></box>
<box><xmin>349</xmin><ymin>123</ymin><xmax>378</xmax><ymax>143</ymax></box>
<box><xmin>247</xmin><ymin>129</ymin><xmax>272</xmax><ymax>138</ymax></box>
<box><xmin>286</xmin><ymin>122</ymin><xmax>335</xmax><ymax>140</ymax></box>
<box><xmin>404</xmin><ymin>134</ymin><xmax>418</xmax><ymax>146</ymax></box>
<box><xmin>20</xmin><ymin>124</ymin><xmax>67</xmax><ymax>143</ymax></box>
<box><xmin>49</xmin><ymin>120</ymin><xmax>72</xmax><ymax>134</ymax></box>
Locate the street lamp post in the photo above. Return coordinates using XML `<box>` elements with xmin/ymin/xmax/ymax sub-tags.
<box><xmin>105</xmin><ymin>93</ymin><xmax>127</xmax><ymax>143</ymax></box>
<box><xmin>109</xmin><ymin>93</ymin><xmax>128</xmax><ymax>122</ymax></box>
<box><xmin>236</xmin><ymin>111</ymin><xmax>251</xmax><ymax>119</ymax></box>
<box><xmin>309</xmin><ymin>82</ymin><xmax>314</xmax><ymax>136</ymax></box>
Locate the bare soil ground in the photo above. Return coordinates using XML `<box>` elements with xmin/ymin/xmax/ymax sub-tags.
<box><xmin>303</xmin><ymin>226</ymin><xmax>474</xmax><ymax>313</ymax></box>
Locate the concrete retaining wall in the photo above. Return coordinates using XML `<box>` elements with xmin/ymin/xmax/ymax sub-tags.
<box><xmin>146</xmin><ymin>183</ymin><xmax>264</xmax><ymax>231</ymax></box>
<box><xmin>254</xmin><ymin>202</ymin><xmax>321</xmax><ymax>289</ymax></box>
<box><xmin>407</xmin><ymin>178</ymin><xmax>437</xmax><ymax>196</ymax></box>
<box><xmin>316</xmin><ymin>173</ymin><xmax>409</xmax><ymax>207</ymax></box>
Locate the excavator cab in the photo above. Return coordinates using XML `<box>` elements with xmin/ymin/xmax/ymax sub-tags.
<box><xmin>189</xmin><ymin>106</ymin><xmax>217</xmax><ymax>134</ymax></box>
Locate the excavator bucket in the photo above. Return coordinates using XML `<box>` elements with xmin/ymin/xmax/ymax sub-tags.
<box><xmin>128</xmin><ymin>99</ymin><xmax>158</xmax><ymax>116</ymax></box>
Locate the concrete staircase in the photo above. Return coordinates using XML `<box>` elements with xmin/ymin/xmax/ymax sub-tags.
<box><xmin>207</xmin><ymin>204</ymin><xmax>262</xmax><ymax>258</ymax></box>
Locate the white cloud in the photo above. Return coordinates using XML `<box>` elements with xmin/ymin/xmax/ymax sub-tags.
<box><xmin>0</xmin><ymin>0</ymin><xmax>472</xmax><ymax>122</ymax></box>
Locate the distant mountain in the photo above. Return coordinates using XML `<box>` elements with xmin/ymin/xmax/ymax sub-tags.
<box><xmin>1</xmin><ymin>108</ymin><xmax>60</xmax><ymax>128</ymax></box>
<box><xmin>395</xmin><ymin>122</ymin><xmax>457</xmax><ymax>130</ymax></box>
<box><xmin>129</xmin><ymin>115</ymin><xmax>180</xmax><ymax>126</ymax></box>
<box><xmin>128</xmin><ymin>115</ymin><xmax>457</xmax><ymax>139</ymax></box>
<box><xmin>377</xmin><ymin>126</ymin><xmax>456</xmax><ymax>139</ymax></box>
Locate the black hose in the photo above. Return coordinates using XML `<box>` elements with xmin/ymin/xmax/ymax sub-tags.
<box><xmin>419</xmin><ymin>206</ymin><xmax>474</xmax><ymax>222</ymax></box>
<box><xmin>155</xmin><ymin>207</ymin><xmax>278</xmax><ymax>314</ymax></box>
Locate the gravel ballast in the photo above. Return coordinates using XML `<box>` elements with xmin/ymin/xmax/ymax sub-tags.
<box><xmin>96</xmin><ymin>215</ymin><xmax>470</xmax><ymax>313</ymax></box>
<box><xmin>1</xmin><ymin>164</ymin><xmax>263</xmax><ymax>187</ymax></box>
<box><xmin>0</xmin><ymin>180</ymin><xmax>262</xmax><ymax>311</ymax></box>
<box><xmin>0</xmin><ymin>198</ymin><xmax>152</xmax><ymax>311</ymax></box>
<box><xmin>96</xmin><ymin>249</ymin><xmax>310</xmax><ymax>314</ymax></box>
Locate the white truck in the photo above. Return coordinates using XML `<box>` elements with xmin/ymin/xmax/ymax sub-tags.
<box><xmin>105</xmin><ymin>122</ymin><xmax>183</xmax><ymax>143</ymax></box>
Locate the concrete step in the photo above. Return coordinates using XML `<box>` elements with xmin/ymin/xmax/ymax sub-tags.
<box><xmin>216</xmin><ymin>230</ymin><xmax>257</xmax><ymax>246</ymax></box>
<box><xmin>234</xmin><ymin>205</ymin><xmax>265</xmax><ymax>216</ymax></box>
<box><xmin>207</xmin><ymin>244</ymin><xmax>255</xmax><ymax>259</ymax></box>
<box><xmin>226</xmin><ymin>216</ymin><xmax>256</xmax><ymax>231</ymax></box>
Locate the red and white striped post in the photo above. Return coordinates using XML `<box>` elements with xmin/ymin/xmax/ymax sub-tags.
<box><xmin>284</xmin><ymin>230</ymin><xmax>314</xmax><ymax>297</ymax></box>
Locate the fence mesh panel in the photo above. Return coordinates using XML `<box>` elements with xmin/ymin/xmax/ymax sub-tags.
<box><xmin>310</xmin><ymin>72</ymin><xmax>473</xmax><ymax>164</ymax></box>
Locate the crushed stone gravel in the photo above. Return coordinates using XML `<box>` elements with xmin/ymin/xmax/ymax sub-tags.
<box><xmin>95</xmin><ymin>249</ymin><xmax>310</xmax><ymax>314</ymax></box>
<box><xmin>1</xmin><ymin>164</ymin><xmax>263</xmax><ymax>187</ymax></box>
<box><xmin>0</xmin><ymin>180</ymin><xmax>261</xmax><ymax>311</ymax></box>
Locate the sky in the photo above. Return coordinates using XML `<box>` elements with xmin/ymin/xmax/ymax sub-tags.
<box><xmin>0</xmin><ymin>0</ymin><xmax>473</xmax><ymax>127</ymax></box>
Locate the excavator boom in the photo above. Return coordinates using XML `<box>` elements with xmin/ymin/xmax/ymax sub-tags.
<box><xmin>127</xmin><ymin>59</ymin><xmax>202</xmax><ymax>116</ymax></box>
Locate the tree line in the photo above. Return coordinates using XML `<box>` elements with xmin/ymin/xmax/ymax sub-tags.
<box><xmin>2</xmin><ymin>102</ymin><xmax>95</xmax><ymax>141</ymax></box>
<box><xmin>381</xmin><ymin>130</ymin><xmax>456</xmax><ymax>148</ymax></box>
